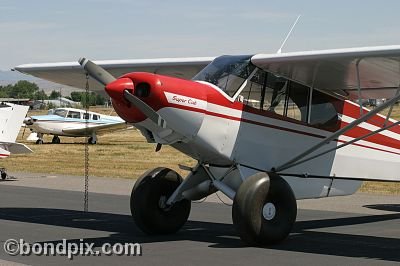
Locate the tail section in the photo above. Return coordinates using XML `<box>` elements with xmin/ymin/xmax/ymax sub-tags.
<box><xmin>0</xmin><ymin>103</ymin><xmax>29</xmax><ymax>143</ymax></box>
<box><xmin>0</xmin><ymin>147</ymin><xmax>10</xmax><ymax>158</ymax></box>
<box><xmin>0</xmin><ymin>103</ymin><xmax>31</xmax><ymax>156</ymax></box>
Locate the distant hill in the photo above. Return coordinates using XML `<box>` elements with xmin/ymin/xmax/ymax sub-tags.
<box><xmin>0</xmin><ymin>70</ymin><xmax>84</xmax><ymax>96</ymax></box>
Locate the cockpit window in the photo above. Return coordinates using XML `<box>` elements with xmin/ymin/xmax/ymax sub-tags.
<box><xmin>53</xmin><ymin>109</ymin><xmax>68</xmax><ymax>118</ymax></box>
<box><xmin>193</xmin><ymin>55</ymin><xmax>256</xmax><ymax>97</ymax></box>
<box><xmin>67</xmin><ymin>111</ymin><xmax>81</xmax><ymax>119</ymax></box>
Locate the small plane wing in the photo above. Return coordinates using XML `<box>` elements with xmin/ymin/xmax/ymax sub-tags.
<box><xmin>251</xmin><ymin>45</ymin><xmax>400</xmax><ymax>100</ymax></box>
<box><xmin>62</xmin><ymin>122</ymin><xmax>128</xmax><ymax>135</ymax></box>
<box><xmin>14</xmin><ymin>57</ymin><xmax>215</xmax><ymax>92</ymax></box>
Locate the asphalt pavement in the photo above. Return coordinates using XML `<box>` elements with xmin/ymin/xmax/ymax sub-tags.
<box><xmin>0</xmin><ymin>174</ymin><xmax>398</xmax><ymax>265</ymax></box>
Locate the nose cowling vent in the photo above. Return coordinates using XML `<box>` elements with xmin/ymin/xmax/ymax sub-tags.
<box><xmin>134</xmin><ymin>82</ymin><xmax>151</xmax><ymax>97</ymax></box>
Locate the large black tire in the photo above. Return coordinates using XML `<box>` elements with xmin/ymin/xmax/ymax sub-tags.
<box><xmin>1</xmin><ymin>172</ymin><xmax>7</xmax><ymax>180</ymax></box>
<box><xmin>131</xmin><ymin>167</ymin><xmax>191</xmax><ymax>235</ymax></box>
<box><xmin>232</xmin><ymin>172</ymin><xmax>297</xmax><ymax>246</ymax></box>
<box><xmin>52</xmin><ymin>136</ymin><xmax>60</xmax><ymax>144</ymax></box>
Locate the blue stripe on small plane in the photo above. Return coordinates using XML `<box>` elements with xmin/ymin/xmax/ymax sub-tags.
<box><xmin>31</xmin><ymin>115</ymin><xmax>122</xmax><ymax>125</ymax></box>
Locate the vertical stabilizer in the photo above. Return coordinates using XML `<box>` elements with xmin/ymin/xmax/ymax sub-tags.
<box><xmin>0</xmin><ymin>103</ymin><xmax>29</xmax><ymax>143</ymax></box>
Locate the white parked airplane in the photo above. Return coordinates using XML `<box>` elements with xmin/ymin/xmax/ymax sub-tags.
<box><xmin>15</xmin><ymin>45</ymin><xmax>400</xmax><ymax>245</ymax></box>
<box><xmin>24</xmin><ymin>107</ymin><xmax>127</xmax><ymax>144</ymax></box>
<box><xmin>0</xmin><ymin>102</ymin><xmax>32</xmax><ymax>179</ymax></box>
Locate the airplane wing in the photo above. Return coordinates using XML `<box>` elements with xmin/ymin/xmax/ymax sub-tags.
<box><xmin>0</xmin><ymin>142</ymin><xmax>32</xmax><ymax>154</ymax></box>
<box><xmin>62</xmin><ymin>122</ymin><xmax>128</xmax><ymax>136</ymax></box>
<box><xmin>251</xmin><ymin>45</ymin><xmax>400</xmax><ymax>100</ymax></box>
<box><xmin>14</xmin><ymin>57</ymin><xmax>215</xmax><ymax>92</ymax></box>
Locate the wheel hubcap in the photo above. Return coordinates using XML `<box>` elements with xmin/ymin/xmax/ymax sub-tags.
<box><xmin>262</xmin><ymin>202</ymin><xmax>276</xmax><ymax>220</ymax></box>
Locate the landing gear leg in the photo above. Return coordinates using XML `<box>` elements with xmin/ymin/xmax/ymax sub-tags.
<box><xmin>88</xmin><ymin>134</ymin><xmax>97</xmax><ymax>144</ymax></box>
<box><xmin>130</xmin><ymin>167</ymin><xmax>191</xmax><ymax>234</ymax></box>
<box><xmin>51</xmin><ymin>135</ymin><xmax>61</xmax><ymax>144</ymax></box>
<box><xmin>0</xmin><ymin>168</ymin><xmax>7</xmax><ymax>180</ymax></box>
<box><xmin>36</xmin><ymin>133</ymin><xmax>44</xmax><ymax>144</ymax></box>
<box><xmin>232</xmin><ymin>172</ymin><xmax>297</xmax><ymax>245</ymax></box>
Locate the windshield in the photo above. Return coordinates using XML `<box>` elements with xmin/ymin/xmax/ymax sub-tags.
<box><xmin>193</xmin><ymin>55</ymin><xmax>255</xmax><ymax>97</ymax></box>
<box><xmin>53</xmin><ymin>109</ymin><xmax>68</xmax><ymax>118</ymax></box>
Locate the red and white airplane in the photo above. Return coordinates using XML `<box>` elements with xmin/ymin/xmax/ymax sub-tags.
<box><xmin>15</xmin><ymin>45</ymin><xmax>400</xmax><ymax>245</ymax></box>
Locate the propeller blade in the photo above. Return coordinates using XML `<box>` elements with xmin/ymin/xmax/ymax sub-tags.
<box><xmin>78</xmin><ymin>58</ymin><xmax>116</xmax><ymax>85</ymax></box>
<box><xmin>123</xmin><ymin>90</ymin><xmax>163</xmax><ymax>126</ymax></box>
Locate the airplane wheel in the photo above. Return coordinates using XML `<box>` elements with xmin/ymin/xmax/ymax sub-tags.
<box><xmin>130</xmin><ymin>167</ymin><xmax>191</xmax><ymax>235</ymax></box>
<box><xmin>52</xmin><ymin>136</ymin><xmax>61</xmax><ymax>144</ymax></box>
<box><xmin>232</xmin><ymin>172</ymin><xmax>297</xmax><ymax>246</ymax></box>
<box><xmin>36</xmin><ymin>139</ymin><xmax>43</xmax><ymax>144</ymax></box>
<box><xmin>88</xmin><ymin>137</ymin><xmax>96</xmax><ymax>144</ymax></box>
<box><xmin>1</xmin><ymin>172</ymin><xmax>7</xmax><ymax>180</ymax></box>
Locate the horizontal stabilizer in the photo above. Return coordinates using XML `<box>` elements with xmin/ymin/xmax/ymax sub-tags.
<box><xmin>0</xmin><ymin>142</ymin><xmax>32</xmax><ymax>154</ymax></box>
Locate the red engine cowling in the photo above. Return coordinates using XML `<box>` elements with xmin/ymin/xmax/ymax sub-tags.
<box><xmin>105</xmin><ymin>72</ymin><xmax>209</xmax><ymax>124</ymax></box>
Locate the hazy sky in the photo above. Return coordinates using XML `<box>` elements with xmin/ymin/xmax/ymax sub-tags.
<box><xmin>2</xmin><ymin>0</ymin><xmax>400</xmax><ymax>70</ymax></box>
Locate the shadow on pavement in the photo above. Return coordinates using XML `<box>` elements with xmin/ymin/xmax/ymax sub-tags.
<box><xmin>364</xmin><ymin>204</ymin><xmax>400</xmax><ymax>213</ymax></box>
<box><xmin>0</xmin><ymin>206</ymin><xmax>399</xmax><ymax>262</ymax></box>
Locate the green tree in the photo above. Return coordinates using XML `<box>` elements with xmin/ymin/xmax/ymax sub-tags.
<box><xmin>95</xmin><ymin>94</ymin><xmax>105</xmax><ymax>105</ymax></box>
<box><xmin>33</xmin><ymin>90</ymin><xmax>48</xmax><ymax>100</ymax></box>
<box><xmin>0</xmin><ymin>86</ymin><xmax>9</xmax><ymax>98</ymax></box>
<box><xmin>70</xmin><ymin>91</ymin><xmax>82</xmax><ymax>102</ymax></box>
<box><xmin>80</xmin><ymin>92</ymin><xmax>101</xmax><ymax>107</ymax></box>
<box><xmin>49</xmin><ymin>90</ymin><xmax>61</xmax><ymax>99</ymax></box>
<box><xmin>11</xmin><ymin>80</ymin><xmax>39</xmax><ymax>98</ymax></box>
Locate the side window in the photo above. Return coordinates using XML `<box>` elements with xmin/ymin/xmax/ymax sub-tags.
<box><xmin>240</xmin><ymin>70</ymin><xmax>266</xmax><ymax>109</ymax></box>
<box><xmin>83</xmin><ymin>113</ymin><xmax>90</xmax><ymax>120</ymax></box>
<box><xmin>310</xmin><ymin>90</ymin><xmax>340</xmax><ymax>130</ymax></box>
<box><xmin>67</xmin><ymin>111</ymin><xmax>81</xmax><ymax>119</ymax></box>
<box><xmin>92</xmin><ymin>114</ymin><xmax>99</xmax><ymax>120</ymax></box>
<box><xmin>262</xmin><ymin>74</ymin><xmax>309</xmax><ymax>122</ymax></box>
<box><xmin>262</xmin><ymin>76</ymin><xmax>287</xmax><ymax>116</ymax></box>
<box><xmin>240</xmin><ymin>70</ymin><xmax>309</xmax><ymax>123</ymax></box>
<box><xmin>287</xmin><ymin>82</ymin><xmax>309</xmax><ymax>122</ymax></box>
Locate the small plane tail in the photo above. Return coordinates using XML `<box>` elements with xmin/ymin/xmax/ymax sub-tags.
<box><xmin>0</xmin><ymin>103</ymin><xmax>29</xmax><ymax>143</ymax></box>
<box><xmin>0</xmin><ymin>147</ymin><xmax>10</xmax><ymax>158</ymax></box>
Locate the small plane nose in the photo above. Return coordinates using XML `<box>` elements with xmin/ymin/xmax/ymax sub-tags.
<box><xmin>105</xmin><ymin>78</ymin><xmax>134</xmax><ymax>103</ymax></box>
<box><xmin>23</xmin><ymin>117</ymin><xmax>34</xmax><ymax>126</ymax></box>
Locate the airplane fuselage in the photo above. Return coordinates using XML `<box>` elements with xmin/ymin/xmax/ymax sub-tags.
<box><xmin>25</xmin><ymin>108</ymin><xmax>125</xmax><ymax>140</ymax></box>
<box><xmin>109</xmin><ymin>70</ymin><xmax>400</xmax><ymax>200</ymax></box>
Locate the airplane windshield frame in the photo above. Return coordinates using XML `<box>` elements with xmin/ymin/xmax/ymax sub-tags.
<box><xmin>53</xmin><ymin>109</ymin><xmax>68</xmax><ymax>118</ymax></box>
<box><xmin>193</xmin><ymin>55</ymin><xmax>256</xmax><ymax>97</ymax></box>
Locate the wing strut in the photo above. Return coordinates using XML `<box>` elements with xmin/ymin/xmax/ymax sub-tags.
<box><xmin>384</xmin><ymin>87</ymin><xmax>400</xmax><ymax>126</ymax></box>
<box><xmin>277</xmin><ymin>120</ymin><xmax>400</xmax><ymax>171</ymax></box>
<box><xmin>274</xmin><ymin>91</ymin><xmax>400</xmax><ymax>172</ymax></box>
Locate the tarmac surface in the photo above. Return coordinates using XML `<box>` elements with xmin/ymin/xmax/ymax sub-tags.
<box><xmin>0</xmin><ymin>173</ymin><xmax>399</xmax><ymax>265</ymax></box>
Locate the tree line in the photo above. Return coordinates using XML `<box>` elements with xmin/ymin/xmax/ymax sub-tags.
<box><xmin>0</xmin><ymin>80</ymin><xmax>105</xmax><ymax>106</ymax></box>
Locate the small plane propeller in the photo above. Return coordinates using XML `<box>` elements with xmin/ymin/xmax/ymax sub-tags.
<box><xmin>78</xmin><ymin>58</ymin><xmax>163</xmax><ymax>125</ymax></box>
<box><xmin>78</xmin><ymin>58</ymin><xmax>166</xmax><ymax>150</ymax></box>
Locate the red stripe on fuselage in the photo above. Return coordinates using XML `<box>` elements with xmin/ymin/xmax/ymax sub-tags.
<box><xmin>163</xmin><ymin>102</ymin><xmax>400</xmax><ymax>155</ymax></box>
<box><xmin>342</xmin><ymin>101</ymin><xmax>400</xmax><ymax>134</ymax></box>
